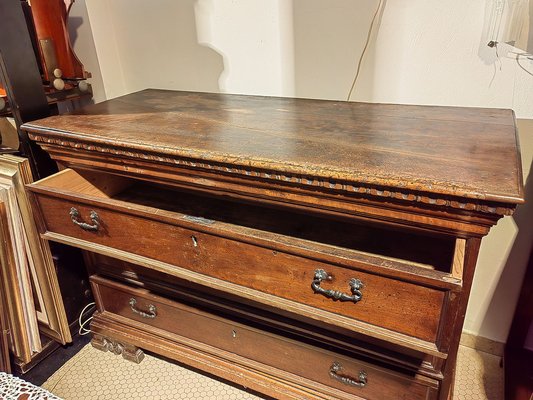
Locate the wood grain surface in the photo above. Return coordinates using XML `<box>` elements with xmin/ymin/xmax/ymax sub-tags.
<box><xmin>21</xmin><ymin>89</ymin><xmax>524</xmax><ymax>207</ymax></box>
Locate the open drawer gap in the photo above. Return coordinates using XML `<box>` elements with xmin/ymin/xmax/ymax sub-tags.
<box><xmin>32</xmin><ymin>168</ymin><xmax>461</xmax><ymax>277</ymax></box>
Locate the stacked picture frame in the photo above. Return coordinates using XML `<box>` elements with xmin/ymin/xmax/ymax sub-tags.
<box><xmin>0</xmin><ymin>155</ymin><xmax>69</xmax><ymax>365</ymax></box>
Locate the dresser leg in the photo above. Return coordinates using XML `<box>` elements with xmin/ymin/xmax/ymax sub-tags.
<box><xmin>447</xmin><ymin>372</ymin><xmax>455</xmax><ymax>400</ymax></box>
<box><xmin>121</xmin><ymin>343</ymin><xmax>145</xmax><ymax>364</ymax></box>
<box><xmin>91</xmin><ymin>333</ymin><xmax>145</xmax><ymax>364</ymax></box>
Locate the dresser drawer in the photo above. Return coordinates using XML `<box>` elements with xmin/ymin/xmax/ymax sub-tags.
<box><xmin>88</xmin><ymin>252</ymin><xmax>447</xmax><ymax>378</ymax></box>
<box><xmin>29</xmin><ymin>169</ymin><xmax>460</xmax><ymax>351</ymax></box>
<box><xmin>91</xmin><ymin>275</ymin><xmax>439</xmax><ymax>400</ymax></box>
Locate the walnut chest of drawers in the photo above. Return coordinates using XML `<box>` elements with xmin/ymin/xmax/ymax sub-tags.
<box><xmin>21</xmin><ymin>90</ymin><xmax>524</xmax><ymax>400</ymax></box>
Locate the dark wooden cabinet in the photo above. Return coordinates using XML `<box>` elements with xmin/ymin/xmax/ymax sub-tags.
<box><xmin>505</xmin><ymin>247</ymin><xmax>533</xmax><ymax>400</ymax></box>
<box><xmin>22</xmin><ymin>90</ymin><xmax>524</xmax><ymax>399</ymax></box>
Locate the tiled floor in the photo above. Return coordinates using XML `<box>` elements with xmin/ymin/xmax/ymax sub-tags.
<box><xmin>455</xmin><ymin>345</ymin><xmax>504</xmax><ymax>400</ymax></box>
<box><xmin>42</xmin><ymin>344</ymin><xmax>262</xmax><ymax>400</ymax></box>
<box><xmin>41</xmin><ymin>344</ymin><xmax>503</xmax><ymax>399</ymax></box>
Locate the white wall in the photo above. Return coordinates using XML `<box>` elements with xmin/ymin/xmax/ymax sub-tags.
<box><xmin>67</xmin><ymin>0</ymin><xmax>106</xmax><ymax>103</ymax></box>
<box><xmin>72</xmin><ymin>0</ymin><xmax>533</xmax><ymax>343</ymax></box>
<box><xmin>352</xmin><ymin>0</ymin><xmax>533</xmax><ymax>117</ymax></box>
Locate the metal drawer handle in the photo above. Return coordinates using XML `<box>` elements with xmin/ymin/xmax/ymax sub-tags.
<box><xmin>69</xmin><ymin>207</ymin><xmax>100</xmax><ymax>231</ymax></box>
<box><xmin>329</xmin><ymin>362</ymin><xmax>367</xmax><ymax>388</ymax></box>
<box><xmin>129</xmin><ymin>298</ymin><xmax>157</xmax><ymax>319</ymax></box>
<box><xmin>312</xmin><ymin>269</ymin><xmax>363</xmax><ymax>303</ymax></box>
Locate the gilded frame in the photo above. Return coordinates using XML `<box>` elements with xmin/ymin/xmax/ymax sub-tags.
<box><xmin>0</xmin><ymin>200</ymin><xmax>32</xmax><ymax>363</ymax></box>
<box><xmin>0</xmin><ymin>155</ymin><xmax>70</xmax><ymax>347</ymax></box>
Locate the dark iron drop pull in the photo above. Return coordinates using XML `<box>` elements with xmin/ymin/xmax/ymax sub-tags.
<box><xmin>129</xmin><ymin>298</ymin><xmax>157</xmax><ymax>319</ymax></box>
<box><xmin>329</xmin><ymin>362</ymin><xmax>367</xmax><ymax>388</ymax></box>
<box><xmin>69</xmin><ymin>207</ymin><xmax>100</xmax><ymax>231</ymax></box>
<box><xmin>311</xmin><ymin>269</ymin><xmax>363</xmax><ymax>303</ymax></box>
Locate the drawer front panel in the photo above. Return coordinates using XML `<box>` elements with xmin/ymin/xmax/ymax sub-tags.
<box><xmin>88</xmin><ymin>252</ymin><xmax>446</xmax><ymax>377</ymax></box>
<box><xmin>92</xmin><ymin>276</ymin><xmax>438</xmax><ymax>400</ymax></box>
<box><xmin>35</xmin><ymin>193</ymin><xmax>445</xmax><ymax>343</ymax></box>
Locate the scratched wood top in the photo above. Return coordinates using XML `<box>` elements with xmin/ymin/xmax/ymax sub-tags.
<box><xmin>22</xmin><ymin>89</ymin><xmax>524</xmax><ymax>206</ymax></box>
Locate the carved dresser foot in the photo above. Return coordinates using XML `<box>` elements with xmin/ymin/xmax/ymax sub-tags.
<box><xmin>121</xmin><ymin>343</ymin><xmax>145</xmax><ymax>363</ymax></box>
<box><xmin>91</xmin><ymin>334</ymin><xmax>145</xmax><ymax>364</ymax></box>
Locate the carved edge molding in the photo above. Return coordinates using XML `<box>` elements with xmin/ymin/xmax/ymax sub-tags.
<box><xmin>91</xmin><ymin>333</ymin><xmax>144</xmax><ymax>364</ymax></box>
<box><xmin>28</xmin><ymin>133</ymin><xmax>516</xmax><ymax>217</ymax></box>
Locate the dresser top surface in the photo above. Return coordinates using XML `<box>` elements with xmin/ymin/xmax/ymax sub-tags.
<box><xmin>22</xmin><ymin>89</ymin><xmax>524</xmax><ymax>206</ymax></box>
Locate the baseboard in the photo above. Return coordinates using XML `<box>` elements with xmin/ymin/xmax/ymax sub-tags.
<box><xmin>460</xmin><ymin>331</ymin><xmax>505</xmax><ymax>357</ymax></box>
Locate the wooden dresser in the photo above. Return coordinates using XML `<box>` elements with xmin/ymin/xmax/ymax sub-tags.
<box><xmin>21</xmin><ymin>90</ymin><xmax>523</xmax><ymax>400</ymax></box>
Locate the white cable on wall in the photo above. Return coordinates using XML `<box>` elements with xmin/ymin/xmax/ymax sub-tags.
<box><xmin>347</xmin><ymin>0</ymin><xmax>385</xmax><ymax>101</ymax></box>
